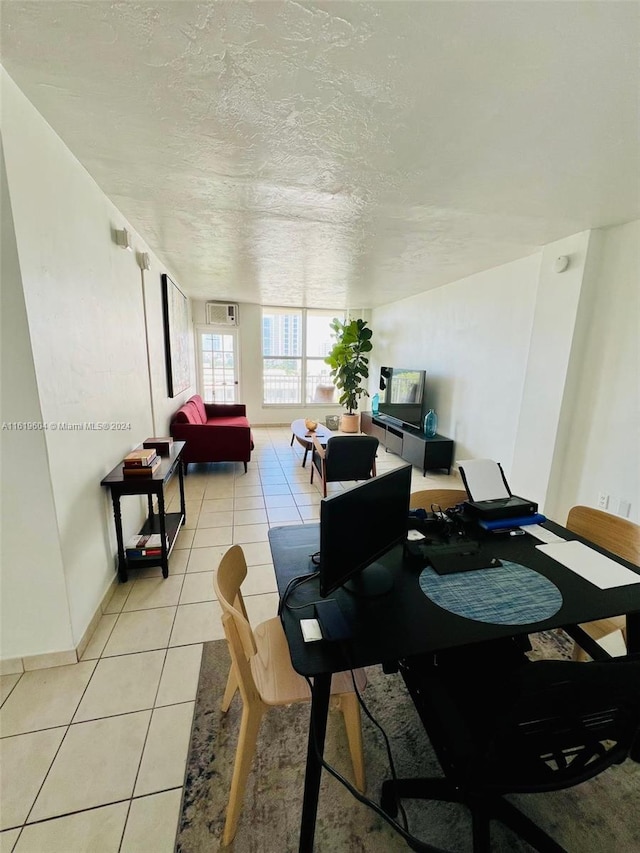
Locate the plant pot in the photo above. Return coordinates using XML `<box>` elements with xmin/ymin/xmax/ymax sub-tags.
<box><xmin>340</xmin><ymin>413</ymin><xmax>360</xmax><ymax>433</ymax></box>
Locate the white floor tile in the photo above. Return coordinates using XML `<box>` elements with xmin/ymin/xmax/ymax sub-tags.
<box><xmin>233</xmin><ymin>495</ymin><xmax>265</xmax><ymax>510</ymax></box>
<box><xmin>264</xmin><ymin>493</ymin><xmax>297</xmax><ymax>508</ymax></box>
<box><xmin>0</xmin><ymin>661</ymin><xmax>96</xmax><ymax>737</ymax></box>
<box><xmin>192</xmin><ymin>526</ymin><xmax>233</xmax><ymax>548</ymax></box>
<box><xmin>240</xmin><ymin>541</ymin><xmax>274</xmax><ymax>566</ymax></box>
<box><xmin>0</xmin><ymin>674</ymin><xmax>21</xmax><ymax>707</ymax></box>
<box><xmin>266</xmin><ymin>506</ymin><xmax>303</xmax><ymax>523</ymax></box>
<box><xmin>244</xmin><ymin>593</ymin><xmax>280</xmax><ymax>628</ymax></box>
<box><xmin>201</xmin><ymin>497</ymin><xmax>234</xmax><ymax>513</ymax></box>
<box><xmin>120</xmin><ymin>789</ymin><xmax>182</xmax><ymax>853</ymax></box>
<box><xmin>156</xmin><ymin>644</ymin><xmax>203</xmax><ymax>707</ymax></box>
<box><xmin>14</xmin><ymin>802</ymin><xmax>128</xmax><ymax>853</ymax></box>
<box><xmin>73</xmin><ymin>650</ymin><xmax>165</xmax><ymax>722</ymax></box>
<box><xmin>102</xmin><ymin>608</ymin><xmax>176</xmax><ymax>657</ymax></box>
<box><xmin>29</xmin><ymin>712</ymin><xmax>151</xmax><ymax>822</ymax></box>
<box><xmin>122</xmin><ymin>575</ymin><xmax>184</xmax><ymax>611</ymax></box>
<box><xmin>0</xmin><ymin>828</ymin><xmax>20</xmax><ymax>851</ymax></box>
<box><xmin>232</xmin><ymin>523</ymin><xmax>269</xmax><ymax>544</ymax></box>
<box><xmin>233</xmin><ymin>484</ymin><xmax>264</xmax><ymax>498</ymax></box>
<box><xmin>168</xmin><ymin>548</ymin><xmax>190</xmax><ymax>574</ymax></box>
<box><xmin>0</xmin><ymin>727</ymin><xmax>66</xmax><ymax>830</ymax></box>
<box><xmin>196</xmin><ymin>510</ymin><xmax>234</xmax><ymax>528</ymax></box>
<box><xmin>233</xmin><ymin>508</ymin><xmax>268</xmax><ymax>525</ymax></box>
<box><xmin>134</xmin><ymin>702</ymin><xmax>194</xmax><ymax>796</ymax></box>
<box><xmin>80</xmin><ymin>614</ymin><xmax>118</xmax><ymax>660</ymax></box>
<box><xmin>174</xmin><ymin>528</ymin><xmax>195</xmax><ymax>549</ymax></box>
<box><xmin>186</xmin><ymin>545</ymin><xmax>226</xmax><ymax>573</ymax></box>
<box><xmin>180</xmin><ymin>571</ymin><xmax>215</xmax><ymax>604</ymax></box>
<box><xmin>243</xmin><ymin>564</ymin><xmax>278</xmax><ymax>596</ymax></box>
<box><xmin>261</xmin><ymin>483</ymin><xmax>292</xmax><ymax>496</ymax></box>
<box><xmin>169</xmin><ymin>601</ymin><xmax>224</xmax><ymax>646</ymax></box>
<box><xmin>103</xmin><ymin>583</ymin><xmax>131</xmax><ymax>614</ymax></box>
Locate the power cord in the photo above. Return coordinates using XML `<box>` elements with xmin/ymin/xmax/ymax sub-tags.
<box><xmin>302</xmin><ymin>667</ymin><xmax>448</xmax><ymax>853</ymax></box>
<box><xmin>277</xmin><ymin>570</ymin><xmax>320</xmax><ymax>617</ymax></box>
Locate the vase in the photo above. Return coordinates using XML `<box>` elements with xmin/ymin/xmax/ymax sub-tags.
<box><xmin>371</xmin><ymin>393</ymin><xmax>379</xmax><ymax>415</ymax></box>
<box><xmin>424</xmin><ymin>409</ymin><xmax>438</xmax><ymax>437</ymax></box>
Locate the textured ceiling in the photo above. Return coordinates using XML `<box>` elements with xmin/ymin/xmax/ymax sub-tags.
<box><xmin>1</xmin><ymin>1</ymin><xmax>638</xmax><ymax>308</ymax></box>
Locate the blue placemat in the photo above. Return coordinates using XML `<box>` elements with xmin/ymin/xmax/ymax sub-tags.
<box><xmin>418</xmin><ymin>560</ymin><xmax>563</xmax><ymax>625</ymax></box>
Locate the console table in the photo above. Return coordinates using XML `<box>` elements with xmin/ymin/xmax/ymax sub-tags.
<box><xmin>361</xmin><ymin>412</ymin><xmax>454</xmax><ymax>475</ymax></box>
<box><xmin>101</xmin><ymin>441</ymin><xmax>186</xmax><ymax>582</ymax></box>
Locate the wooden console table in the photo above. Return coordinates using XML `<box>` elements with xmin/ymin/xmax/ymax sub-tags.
<box><xmin>361</xmin><ymin>412</ymin><xmax>454</xmax><ymax>475</ymax></box>
<box><xmin>101</xmin><ymin>441</ymin><xmax>186</xmax><ymax>582</ymax></box>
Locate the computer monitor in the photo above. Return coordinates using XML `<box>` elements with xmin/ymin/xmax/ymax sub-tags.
<box><xmin>319</xmin><ymin>464</ymin><xmax>412</xmax><ymax>598</ymax></box>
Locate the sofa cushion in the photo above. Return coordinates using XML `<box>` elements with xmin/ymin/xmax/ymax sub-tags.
<box><xmin>173</xmin><ymin>399</ymin><xmax>201</xmax><ymax>425</ymax></box>
<box><xmin>191</xmin><ymin>395</ymin><xmax>208</xmax><ymax>424</ymax></box>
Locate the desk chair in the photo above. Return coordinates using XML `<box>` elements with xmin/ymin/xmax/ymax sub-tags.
<box><xmin>310</xmin><ymin>434</ymin><xmax>378</xmax><ymax>497</ymax></box>
<box><xmin>214</xmin><ymin>545</ymin><xmax>367</xmax><ymax>846</ymax></box>
<box><xmin>382</xmin><ymin>654</ymin><xmax>640</xmax><ymax>853</ymax></box>
<box><xmin>409</xmin><ymin>488</ymin><xmax>468</xmax><ymax>512</ymax></box>
<box><xmin>566</xmin><ymin>506</ymin><xmax>640</xmax><ymax>661</ymax></box>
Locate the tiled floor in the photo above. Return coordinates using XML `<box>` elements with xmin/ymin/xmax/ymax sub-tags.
<box><xmin>0</xmin><ymin>426</ymin><xmax>461</xmax><ymax>852</ymax></box>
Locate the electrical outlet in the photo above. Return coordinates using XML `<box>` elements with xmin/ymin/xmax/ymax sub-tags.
<box><xmin>618</xmin><ymin>499</ymin><xmax>631</xmax><ymax>518</ymax></box>
<box><xmin>597</xmin><ymin>492</ymin><xmax>609</xmax><ymax>510</ymax></box>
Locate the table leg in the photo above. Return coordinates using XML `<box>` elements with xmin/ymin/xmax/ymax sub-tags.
<box><xmin>178</xmin><ymin>458</ymin><xmax>186</xmax><ymax>525</ymax></box>
<box><xmin>626</xmin><ymin>611</ymin><xmax>640</xmax><ymax>655</ymax></box>
<box><xmin>299</xmin><ymin>672</ymin><xmax>331</xmax><ymax>852</ymax></box>
<box><xmin>111</xmin><ymin>494</ymin><xmax>128</xmax><ymax>583</ymax></box>
<box><xmin>158</xmin><ymin>490</ymin><xmax>169</xmax><ymax>579</ymax></box>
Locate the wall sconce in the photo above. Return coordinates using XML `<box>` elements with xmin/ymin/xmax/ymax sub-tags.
<box><xmin>114</xmin><ymin>228</ymin><xmax>132</xmax><ymax>251</ymax></box>
<box><xmin>138</xmin><ymin>252</ymin><xmax>151</xmax><ymax>270</ymax></box>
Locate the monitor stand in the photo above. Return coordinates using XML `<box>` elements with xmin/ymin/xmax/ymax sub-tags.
<box><xmin>344</xmin><ymin>562</ymin><xmax>394</xmax><ymax>597</ymax></box>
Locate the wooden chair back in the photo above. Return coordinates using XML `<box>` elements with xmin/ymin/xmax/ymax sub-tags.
<box><xmin>214</xmin><ymin>544</ymin><xmax>257</xmax><ymax>659</ymax></box>
<box><xmin>410</xmin><ymin>488</ymin><xmax>468</xmax><ymax>512</ymax></box>
<box><xmin>566</xmin><ymin>506</ymin><xmax>640</xmax><ymax>565</ymax></box>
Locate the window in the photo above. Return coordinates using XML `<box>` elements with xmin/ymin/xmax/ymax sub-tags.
<box><xmin>262</xmin><ymin>308</ymin><xmax>341</xmax><ymax>405</ymax></box>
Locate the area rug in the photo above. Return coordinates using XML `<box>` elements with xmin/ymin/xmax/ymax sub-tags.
<box><xmin>176</xmin><ymin>633</ymin><xmax>640</xmax><ymax>852</ymax></box>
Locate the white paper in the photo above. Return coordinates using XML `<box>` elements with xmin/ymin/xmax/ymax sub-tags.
<box><xmin>458</xmin><ymin>459</ymin><xmax>510</xmax><ymax>501</ymax></box>
<box><xmin>536</xmin><ymin>540</ymin><xmax>640</xmax><ymax>589</ymax></box>
<box><xmin>522</xmin><ymin>524</ymin><xmax>566</xmax><ymax>544</ymax></box>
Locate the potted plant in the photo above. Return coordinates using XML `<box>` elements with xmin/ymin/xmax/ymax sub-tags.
<box><xmin>324</xmin><ymin>318</ymin><xmax>373</xmax><ymax>432</ymax></box>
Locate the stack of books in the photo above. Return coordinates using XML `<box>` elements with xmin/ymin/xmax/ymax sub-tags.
<box><xmin>126</xmin><ymin>533</ymin><xmax>168</xmax><ymax>559</ymax></box>
<box><xmin>122</xmin><ymin>448</ymin><xmax>161</xmax><ymax>477</ymax></box>
<box><xmin>143</xmin><ymin>436</ymin><xmax>174</xmax><ymax>456</ymax></box>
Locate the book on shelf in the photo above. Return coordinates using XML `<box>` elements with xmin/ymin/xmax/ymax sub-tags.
<box><xmin>143</xmin><ymin>436</ymin><xmax>174</xmax><ymax>455</ymax></box>
<box><xmin>122</xmin><ymin>457</ymin><xmax>161</xmax><ymax>477</ymax></box>
<box><xmin>126</xmin><ymin>548</ymin><xmax>163</xmax><ymax>559</ymax></box>
<box><xmin>123</xmin><ymin>448</ymin><xmax>157</xmax><ymax>467</ymax></box>
<box><xmin>126</xmin><ymin>533</ymin><xmax>168</xmax><ymax>550</ymax></box>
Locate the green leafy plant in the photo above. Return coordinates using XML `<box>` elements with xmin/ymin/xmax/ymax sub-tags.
<box><xmin>324</xmin><ymin>318</ymin><xmax>373</xmax><ymax>414</ymax></box>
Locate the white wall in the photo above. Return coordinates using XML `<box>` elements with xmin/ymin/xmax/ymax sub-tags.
<box><xmin>550</xmin><ymin>221</ymin><xmax>639</xmax><ymax>523</ymax></box>
<box><xmin>1</xmin><ymin>142</ymin><xmax>74</xmax><ymax>659</ymax></box>
<box><xmin>1</xmin><ymin>71</ymin><xmax>195</xmax><ymax>657</ymax></box>
<box><xmin>372</xmin><ymin>223</ymin><xmax>639</xmax><ymax>523</ymax></box>
<box><xmin>371</xmin><ymin>255</ymin><xmax>541</xmax><ymax>473</ymax></box>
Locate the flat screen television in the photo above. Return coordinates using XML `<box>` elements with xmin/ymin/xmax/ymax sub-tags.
<box><xmin>319</xmin><ymin>464</ymin><xmax>412</xmax><ymax>597</ymax></box>
<box><xmin>378</xmin><ymin>367</ymin><xmax>426</xmax><ymax>429</ymax></box>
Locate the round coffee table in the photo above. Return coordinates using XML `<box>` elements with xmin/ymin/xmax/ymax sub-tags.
<box><xmin>290</xmin><ymin>419</ymin><xmax>333</xmax><ymax>467</ymax></box>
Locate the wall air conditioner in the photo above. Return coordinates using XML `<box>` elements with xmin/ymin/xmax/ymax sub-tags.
<box><xmin>206</xmin><ymin>302</ymin><xmax>239</xmax><ymax>325</ymax></box>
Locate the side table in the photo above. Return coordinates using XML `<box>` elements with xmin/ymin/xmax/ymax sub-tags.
<box><xmin>101</xmin><ymin>440</ymin><xmax>186</xmax><ymax>582</ymax></box>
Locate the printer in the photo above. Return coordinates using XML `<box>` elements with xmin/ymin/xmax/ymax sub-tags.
<box><xmin>458</xmin><ymin>459</ymin><xmax>538</xmax><ymax>522</ymax></box>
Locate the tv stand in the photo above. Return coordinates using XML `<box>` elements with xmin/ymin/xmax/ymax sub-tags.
<box><xmin>361</xmin><ymin>413</ymin><xmax>454</xmax><ymax>476</ymax></box>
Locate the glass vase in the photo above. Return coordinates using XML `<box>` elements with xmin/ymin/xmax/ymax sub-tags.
<box><xmin>424</xmin><ymin>409</ymin><xmax>438</xmax><ymax>437</ymax></box>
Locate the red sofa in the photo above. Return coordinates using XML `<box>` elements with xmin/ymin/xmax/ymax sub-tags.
<box><xmin>170</xmin><ymin>395</ymin><xmax>254</xmax><ymax>473</ymax></box>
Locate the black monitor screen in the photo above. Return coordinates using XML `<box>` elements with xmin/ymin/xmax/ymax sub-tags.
<box><xmin>319</xmin><ymin>465</ymin><xmax>412</xmax><ymax>598</ymax></box>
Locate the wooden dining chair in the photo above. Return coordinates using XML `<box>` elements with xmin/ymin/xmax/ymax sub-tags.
<box><xmin>566</xmin><ymin>505</ymin><xmax>640</xmax><ymax>660</ymax></box>
<box><xmin>213</xmin><ymin>545</ymin><xmax>367</xmax><ymax>846</ymax></box>
<box><xmin>409</xmin><ymin>488</ymin><xmax>468</xmax><ymax>512</ymax></box>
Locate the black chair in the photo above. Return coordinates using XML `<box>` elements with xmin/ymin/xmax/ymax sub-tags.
<box><xmin>310</xmin><ymin>435</ymin><xmax>379</xmax><ymax>497</ymax></box>
<box><xmin>381</xmin><ymin>651</ymin><xmax>640</xmax><ymax>853</ymax></box>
